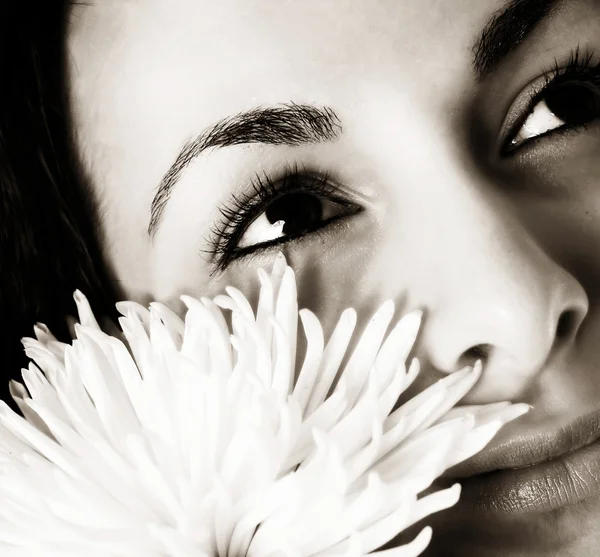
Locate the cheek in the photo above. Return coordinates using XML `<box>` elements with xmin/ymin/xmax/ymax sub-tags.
<box><xmin>510</xmin><ymin>147</ymin><xmax>600</xmax><ymax>299</ymax></box>
<box><xmin>283</xmin><ymin>213</ymin><xmax>389</xmax><ymax>343</ymax></box>
<box><xmin>149</xmin><ymin>172</ymin><xmax>223</xmax><ymax>304</ymax></box>
<box><xmin>152</xmin><ymin>204</ymin><xmax>387</xmax><ymax>349</ymax></box>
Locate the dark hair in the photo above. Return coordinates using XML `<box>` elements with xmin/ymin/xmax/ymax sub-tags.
<box><xmin>0</xmin><ymin>3</ymin><xmax>119</xmax><ymax>413</ymax></box>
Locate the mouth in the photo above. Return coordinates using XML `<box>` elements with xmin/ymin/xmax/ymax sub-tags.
<box><xmin>442</xmin><ymin>409</ymin><xmax>600</xmax><ymax>515</ymax></box>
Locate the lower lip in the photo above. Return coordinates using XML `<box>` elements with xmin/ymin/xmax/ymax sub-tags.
<box><xmin>454</xmin><ymin>437</ymin><xmax>600</xmax><ymax>515</ymax></box>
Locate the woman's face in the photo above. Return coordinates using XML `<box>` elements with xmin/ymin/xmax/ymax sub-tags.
<box><xmin>67</xmin><ymin>1</ymin><xmax>600</xmax><ymax>554</ymax></box>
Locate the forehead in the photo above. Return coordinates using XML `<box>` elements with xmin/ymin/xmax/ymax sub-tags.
<box><xmin>68</xmin><ymin>0</ymin><xmax>500</xmax><ymax>51</ymax></box>
<box><xmin>67</xmin><ymin>0</ymin><xmax>503</xmax><ymax>110</ymax></box>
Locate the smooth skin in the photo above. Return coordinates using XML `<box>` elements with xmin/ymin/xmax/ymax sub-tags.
<box><xmin>67</xmin><ymin>1</ymin><xmax>600</xmax><ymax>555</ymax></box>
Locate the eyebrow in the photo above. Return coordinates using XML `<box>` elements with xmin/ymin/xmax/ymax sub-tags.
<box><xmin>147</xmin><ymin>103</ymin><xmax>341</xmax><ymax>237</ymax></box>
<box><xmin>473</xmin><ymin>0</ymin><xmax>564</xmax><ymax>78</ymax></box>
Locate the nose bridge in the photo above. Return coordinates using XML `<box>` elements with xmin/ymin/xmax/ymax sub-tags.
<box><xmin>425</xmin><ymin>181</ymin><xmax>554</xmax><ymax>348</ymax></box>
<box><xmin>424</xmin><ymin>172</ymin><xmax>555</xmax><ymax>309</ymax></box>
<box><xmin>386</xmin><ymin>155</ymin><xmax>588</xmax><ymax>401</ymax></box>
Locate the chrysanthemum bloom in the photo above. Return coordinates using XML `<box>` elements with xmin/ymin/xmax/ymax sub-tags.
<box><xmin>0</xmin><ymin>255</ymin><xmax>528</xmax><ymax>557</ymax></box>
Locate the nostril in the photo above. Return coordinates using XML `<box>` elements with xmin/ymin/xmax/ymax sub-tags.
<box><xmin>457</xmin><ymin>343</ymin><xmax>492</xmax><ymax>370</ymax></box>
<box><xmin>555</xmin><ymin>310</ymin><xmax>580</xmax><ymax>340</ymax></box>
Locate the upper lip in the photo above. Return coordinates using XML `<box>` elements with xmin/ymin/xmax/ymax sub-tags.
<box><xmin>444</xmin><ymin>409</ymin><xmax>600</xmax><ymax>479</ymax></box>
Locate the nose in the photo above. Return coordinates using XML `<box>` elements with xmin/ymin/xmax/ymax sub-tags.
<box><xmin>381</xmin><ymin>165</ymin><xmax>588</xmax><ymax>403</ymax></box>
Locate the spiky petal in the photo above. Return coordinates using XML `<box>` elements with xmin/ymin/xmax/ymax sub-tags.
<box><xmin>0</xmin><ymin>255</ymin><xmax>529</xmax><ymax>557</ymax></box>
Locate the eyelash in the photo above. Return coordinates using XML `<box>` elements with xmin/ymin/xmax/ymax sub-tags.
<box><xmin>205</xmin><ymin>49</ymin><xmax>600</xmax><ymax>269</ymax></box>
<box><xmin>205</xmin><ymin>164</ymin><xmax>359</xmax><ymax>272</ymax></box>
<box><xmin>504</xmin><ymin>46</ymin><xmax>600</xmax><ymax>153</ymax></box>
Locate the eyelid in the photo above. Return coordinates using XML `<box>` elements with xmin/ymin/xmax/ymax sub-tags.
<box><xmin>233</xmin><ymin>197</ymin><xmax>360</xmax><ymax>257</ymax></box>
<box><xmin>500</xmin><ymin>75</ymin><xmax>552</xmax><ymax>155</ymax></box>
<box><xmin>206</xmin><ymin>166</ymin><xmax>363</xmax><ymax>271</ymax></box>
<box><xmin>499</xmin><ymin>47</ymin><xmax>600</xmax><ymax>156</ymax></box>
<box><xmin>230</xmin><ymin>169</ymin><xmax>349</xmax><ymax>243</ymax></box>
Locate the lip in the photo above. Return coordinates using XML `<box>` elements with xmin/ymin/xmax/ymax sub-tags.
<box><xmin>443</xmin><ymin>409</ymin><xmax>600</xmax><ymax>515</ymax></box>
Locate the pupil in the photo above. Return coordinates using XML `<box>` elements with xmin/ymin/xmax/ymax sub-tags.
<box><xmin>265</xmin><ymin>193</ymin><xmax>322</xmax><ymax>236</ymax></box>
<box><xmin>546</xmin><ymin>83</ymin><xmax>599</xmax><ymax>126</ymax></box>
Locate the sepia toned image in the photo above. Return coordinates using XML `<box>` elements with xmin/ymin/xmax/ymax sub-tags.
<box><xmin>1</xmin><ymin>1</ymin><xmax>600</xmax><ymax>556</ymax></box>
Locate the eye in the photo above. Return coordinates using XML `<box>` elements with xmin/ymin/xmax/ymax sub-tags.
<box><xmin>511</xmin><ymin>82</ymin><xmax>600</xmax><ymax>149</ymax></box>
<box><xmin>208</xmin><ymin>170</ymin><xmax>362</xmax><ymax>270</ymax></box>
<box><xmin>238</xmin><ymin>191</ymin><xmax>346</xmax><ymax>248</ymax></box>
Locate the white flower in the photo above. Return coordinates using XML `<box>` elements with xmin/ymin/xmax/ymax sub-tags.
<box><xmin>0</xmin><ymin>255</ymin><xmax>529</xmax><ymax>557</ymax></box>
